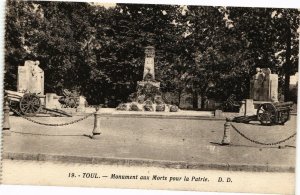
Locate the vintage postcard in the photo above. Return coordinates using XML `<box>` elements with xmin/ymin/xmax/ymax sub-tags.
<box><xmin>0</xmin><ymin>0</ymin><xmax>299</xmax><ymax>194</ymax></box>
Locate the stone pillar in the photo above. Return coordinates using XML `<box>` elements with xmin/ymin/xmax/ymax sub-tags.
<box><xmin>214</xmin><ymin>109</ymin><xmax>223</xmax><ymax>118</ymax></box>
<box><xmin>143</xmin><ymin>46</ymin><xmax>155</xmax><ymax>80</ymax></box>
<box><xmin>239</xmin><ymin>101</ymin><xmax>246</xmax><ymax>116</ymax></box>
<box><xmin>245</xmin><ymin>99</ymin><xmax>256</xmax><ymax>116</ymax></box>
<box><xmin>269</xmin><ymin>74</ymin><xmax>279</xmax><ymax>102</ymax></box>
<box><xmin>221</xmin><ymin>118</ymin><xmax>232</xmax><ymax>145</ymax></box>
<box><xmin>46</xmin><ymin>93</ymin><xmax>61</xmax><ymax>109</ymax></box>
<box><xmin>76</xmin><ymin>96</ymin><xmax>87</xmax><ymax>113</ymax></box>
<box><xmin>3</xmin><ymin>100</ymin><xmax>11</xmax><ymax>136</ymax></box>
<box><xmin>17</xmin><ymin>64</ymin><xmax>30</xmax><ymax>92</ymax></box>
<box><xmin>92</xmin><ymin>107</ymin><xmax>101</xmax><ymax>139</ymax></box>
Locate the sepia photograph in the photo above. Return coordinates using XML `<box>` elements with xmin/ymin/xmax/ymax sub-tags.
<box><xmin>1</xmin><ymin>0</ymin><xmax>299</xmax><ymax>194</ymax></box>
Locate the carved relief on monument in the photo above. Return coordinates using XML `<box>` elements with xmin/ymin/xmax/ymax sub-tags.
<box><xmin>18</xmin><ymin>60</ymin><xmax>44</xmax><ymax>94</ymax></box>
<box><xmin>143</xmin><ymin>46</ymin><xmax>156</xmax><ymax>80</ymax></box>
<box><xmin>250</xmin><ymin>67</ymin><xmax>278</xmax><ymax>102</ymax></box>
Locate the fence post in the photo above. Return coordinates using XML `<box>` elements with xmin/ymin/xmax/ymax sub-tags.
<box><xmin>3</xmin><ymin>99</ymin><xmax>11</xmax><ymax>136</ymax></box>
<box><xmin>221</xmin><ymin>117</ymin><xmax>232</xmax><ymax>145</ymax></box>
<box><xmin>92</xmin><ymin>106</ymin><xmax>101</xmax><ymax>139</ymax></box>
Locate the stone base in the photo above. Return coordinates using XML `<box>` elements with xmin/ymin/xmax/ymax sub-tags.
<box><xmin>76</xmin><ymin>106</ymin><xmax>86</xmax><ymax>113</ymax></box>
<box><xmin>57</xmin><ymin>107</ymin><xmax>87</xmax><ymax>116</ymax></box>
<box><xmin>239</xmin><ymin>99</ymin><xmax>256</xmax><ymax>116</ymax></box>
<box><xmin>45</xmin><ymin>93</ymin><xmax>62</xmax><ymax>109</ymax></box>
<box><xmin>214</xmin><ymin>110</ymin><xmax>223</xmax><ymax>118</ymax></box>
<box><xmin>137</xmin><ymin>81</ymin><xmax>160</xmax><ymax>88</ymax></box>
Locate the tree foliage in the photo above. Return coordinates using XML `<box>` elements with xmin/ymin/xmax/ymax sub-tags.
<box><xmin>4</xmin><ymin>1</ymin><xmax>299</xmax><ymax>107</ymax></box>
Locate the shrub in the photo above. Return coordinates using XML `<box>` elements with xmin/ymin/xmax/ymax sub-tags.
<box><xmin>169</xmin><ymin>105</ymin><xmax>179</xmax><ymax>112</ymax></box>
<box><xmin>129</xmin><ymin>103</ymin><xmax>141</xmax><ymax>111</ymax></box>
<box><xmin>156</xmin><ymin>104</ymin><xmax>165</xmax><ymax>112</ymax></box>
<box><xmin>116</xmin><ymin>103</ymin><xmax>128</xmax><ymax>111</ymax></box>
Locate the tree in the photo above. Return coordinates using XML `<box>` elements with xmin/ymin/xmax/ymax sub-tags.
<box><xmin>5</xmin><ymin>2</ymin><xmax>299</xmax><ymax>107</ymax></box>
<box><xmin>171</xmin><ymin>6</ymin><xmax>252</xmax><ymax>109</ymax></box>
<box><xmin>5</xmin><ymin>0</ymin><xmax>45</xmax><ymax>90</ymax></box>
<box><xmin>228</xmin><ymin>7</ymin><xmax>299</xmax><ymax>101</ymax></box>
<box><xmin>5</xmin><ymin>1</ymin><xmax>106</xmax><ymax>103</ymax></box>
<box><xmin>271</xmin><ymin>9</ymin><xmax>299</xmax><ymax>101</ymax></box>
<box><xmin>92</xmin><ymin>4</ymin><xmax>182</xmax><ymax>105</ymax></box>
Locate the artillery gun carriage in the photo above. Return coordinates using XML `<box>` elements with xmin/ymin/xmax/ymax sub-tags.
<box><xmin>5</xmin><ymin>90</ymin><xmax>71</xmax><ymax>117</ymax></box>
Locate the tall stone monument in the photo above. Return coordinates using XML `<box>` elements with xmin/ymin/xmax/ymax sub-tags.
<box><xmin>116</xmin><ymin>46</ymin><xmax>179</xmax><ymax>112</ymax></box>
<box><xmin>137</xmin><ymin>46</ymin><xmax>160</xmax><ymax>88</ymax></box>
<box><xmin>249</xmin><ymin>67</ymin><xmax>278</xmax><ymax>102</ymax></box>
<box><xmin>143</xmin><ymin>46</ymin><xmax>156</xmax><ymax>80</ymax></box>
<box><xmin>17</xmin><ymin>60</ymin><xmax>44</xmax><ymax>94</ymax></box>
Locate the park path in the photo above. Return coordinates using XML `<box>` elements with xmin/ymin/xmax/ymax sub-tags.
<box><xmin>2</xmin><ymin>115</ymin><xmax>297</xmax><ymax>172</ymax></box>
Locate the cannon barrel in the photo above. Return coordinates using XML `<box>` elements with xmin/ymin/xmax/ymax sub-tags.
<box><xmin>274</xmin><ymin>101</ymin><xmax>294</xmax><ymax>108</ymax></box>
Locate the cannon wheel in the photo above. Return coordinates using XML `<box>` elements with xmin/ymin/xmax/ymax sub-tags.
<box><xmin>278</xmin><ymin>110</ymin><xmax>290</xmax><ymax>125</ymax></box>
<box><xmin>257</xmin><ymin>103</ymin><xmax>277</xmax><ymax>125</ymax></box>
<box><xmin>19</xmin><ymin>93</ymin><xmax>41</xmax><ymax>116</ymax></box>
<box><xmin>69</xmin><ymin>97</ymin><xmax>78</xmax><ymax>108</ymax></box>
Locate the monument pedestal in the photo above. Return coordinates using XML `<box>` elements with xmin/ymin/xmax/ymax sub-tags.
<box><xmin>45</xmin><ymin>93</ymin><xmax>61</xmax><ymax>109</ymax></box>
<box><xmin>137</xmin><ymin>81</ymin><xmax>160</xmax><ymax>88</ymax></box>
<box><xmin>76</xmin><ymin>96</ymin><xmax>87</xmax><ymax>113</ymax></box>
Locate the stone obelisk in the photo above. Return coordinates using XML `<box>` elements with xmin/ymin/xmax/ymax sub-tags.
<box><xmin>138</xmin><ymin>46</ymin><xmax>160</xmax><ymax>88</ymax></box>
<box><xmin>143</xmin><ymin>46</ymin><xmax>155</xmax><ymax>80</ymax></box>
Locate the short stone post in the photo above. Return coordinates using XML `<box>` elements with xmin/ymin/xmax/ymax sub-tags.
<box><xmin>3</xmin><ymin>99</ymin><xmax>11</xmax><ymax>136</ymax></box>
<box><xmin>245</xmin><ymin>99</ymin><xmax>255</xmax><ymax>115</ymax></box>
<box><xmin>214</xmin><ymin>109</ymin><xmax>223</xmax><ymax>118</ymax></box>
<box><xmin>221</xmin><ymin>117</ymin><xmax>232</xmax><ymax>145</ymax></box>
<box><xmin>92</xmin><ymin>106</ymin><xmax>101</xmax><ymax>139</ymax></box>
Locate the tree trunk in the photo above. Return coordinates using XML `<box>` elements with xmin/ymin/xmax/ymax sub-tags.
<box><xmin>200</xmin><ymin>94</ymin><xmax>206</xmax><ymax>110</ymax></box>
<box><xmin>177</xmin><ymin>90</ymin><xmax>182</xmax><ymax>107</ymax></box>
<box><xmin>284</xmin><ymin>23</ymin><xmax>292</xmax><ymax>101</ymax></box>
<box><xmin>192</xmin><ymin>91</ymin><xmax>198</xmax><ymax>110</ymax></box>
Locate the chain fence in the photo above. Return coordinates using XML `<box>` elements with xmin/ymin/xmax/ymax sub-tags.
<box><xmin>8</xmin><ymin>106</ymin><xmax>297</xmax><ymax>145</ymax></box>
<box><xmin>231</xmin><ymin>123</ymin><xmax>297</xmax><ymax>146</ymax></box>
<box><xmin>10</xmin><ymin>107</ymin><xmax>96</xmax><ymax>127</ymax></box>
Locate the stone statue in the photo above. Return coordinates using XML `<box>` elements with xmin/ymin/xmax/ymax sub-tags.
<box><xmin>143</xmin><ymin>67</ymin><xmax>154</xmax><ymax>81</ymax></box>
<box><xmin>31</xmin><ymin>61</ymin><xmax>41</xmax><ymax>79</ymax></box>
<box><xmin>250</xmin><ymin>67</ymin><xmax>278</xmax><ymax>102</ymax></box>
<box><xmin>252</xmin><ymin>68</ymin><xmax>266</xmax><ymax>100</ymax></box>
<box><xmin>18</xmin><ymin>60</ymin><xmax>44</xmax><ymax>94</ymax></box>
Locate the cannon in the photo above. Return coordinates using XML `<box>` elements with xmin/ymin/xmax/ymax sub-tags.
<box><xmin>5</xmin><ymin>90</ymin><xmax>71</xmax><ymax>117</ymax></box>
<box><xmin>232</xmin><ymin>101</ymin><xmax>293</xmax><ymax>125</ymax></box>
<box><xmin>58</xmin><ymin>89</ymin><xmax>80</xmax><ymax>108</ymax></box>
<box><xmin>5</xmin><ymin>90</ymin><xmax>43</xmax><ymax>116</ymax></box>
<box><xmin>256</xmin><ymin>101</ymin><xmax>293</xmax><ymax>125</ymax></box>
